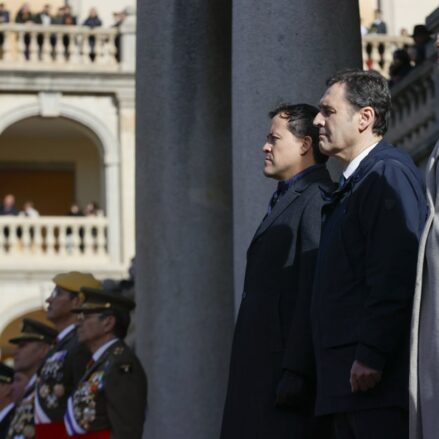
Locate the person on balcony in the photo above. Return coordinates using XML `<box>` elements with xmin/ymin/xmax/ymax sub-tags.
<box><xmin>58</xmin><ymin>5</ymin><xmax>77</xmax><ymax>60</ymax></box>
<box><xmin>0</xmin><ymin>363</ymin><xmax>15</xmax><ymax>439</ymax></box>
<box><xmin>409</xmin><ymin>24</ymin><xmax>432</xmax><ymax>67</ymax></box>
<box><xmin>388</xmin><ymin>49</ymin><xmax>413</xmax><ymax>88</ymax></box>
<box><xmin>65</xmin><ymin>286</ymin><xmax>147</xmax><ymax>438</ymax></box>
<box><xmin>34</xmin><ymin>272</ymin><xmax>101</xmax><ymax>439</ymax></box>
<box><xmin>6</xmin><ymin>319</ymin><xmax>58</xmax><ymax>439</ymax></box>
<box><xmin>0</xmin><ymin>195</ymin><xmax>18</xmax><ymax>216</ymax></box>
<box><xmin>15</xmin><ymin>3</ymin><xmax>35</xmax><ymax>60</ymax></box>
<box><xmin>366</xmin><ymin>9</ymin><xmax>387</xmax><ymax>70</ymax></box>
<box><xmin>83</xmin><ymin>8</ymin><xmax>102</xmax><ymax>61</ymax></box>
<box><xmin>0</xmin><ymin>3</ymin><xmax>10</xmax><ymax>58</ymax></box>
<box><xmin>19</xmin><ymin>201</ymin><xmax>39</xmax><ymax>218</ymax></box>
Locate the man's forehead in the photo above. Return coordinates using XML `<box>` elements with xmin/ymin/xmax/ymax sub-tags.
<box><xmin>320</xmin><ymin>82</ymin><xmax>346</xmax><ymax>104</ymax></box>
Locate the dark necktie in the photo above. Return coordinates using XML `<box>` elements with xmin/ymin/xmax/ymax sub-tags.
<box><xmin>338</xmin><ymin>174</ymin><xmax>347</xmax><ymax>190</ymax></box>
<box><xmin>267</xmin><ymin>181</ymin><xmax>289</xmax><ymax>215</ymax></box>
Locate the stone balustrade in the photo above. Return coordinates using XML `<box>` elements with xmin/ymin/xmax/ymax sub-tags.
<box><xmin>385</xmin><ymin>7</ymin><xmax>439</xmax><ymax>166</ymax></box>
<box><xmin>0</xmin><ymin>23</ymin><xmax>122</xmax><ymax>71</ymax></box>
<box><xmin>0</xmin><ymin>216</ymin><xmax>110</xmax><ymax>267</ymax></box>
<box><xmin>362</xmin><ymin>34</ymin><xmax>413</xmax><ymax>77</ymax></box>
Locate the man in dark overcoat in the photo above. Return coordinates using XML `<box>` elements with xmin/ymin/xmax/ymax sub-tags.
<box><xmin>220</xmin><ymin>103</ymin><xmax>333</xmax><ymax>439</ymax></box>
<box><xmin>311</xmin><ymin>69</ymin><xmax>427</xmax><ymax>439</ymax></box>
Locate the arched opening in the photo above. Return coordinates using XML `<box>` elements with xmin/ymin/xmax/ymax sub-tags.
<box><xmin>0</xmin><ymin>116</ymin><xmax>104</xmax><ymax>216</ymax></box>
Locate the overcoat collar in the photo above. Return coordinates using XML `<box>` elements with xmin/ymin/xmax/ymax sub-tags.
<box><xmin>251</xmin><ymin>166</ymin><xmax>330</xmax><ymax>243</ymax></box>
<box><xmin>321</xmin><ymin>139</ymin><xmax>392</xmax><ymax>202</ymax></box>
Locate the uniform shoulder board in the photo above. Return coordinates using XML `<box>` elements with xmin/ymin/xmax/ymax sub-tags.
<box><xmin>119</xmin><ymin>363</ymin><xmax>132</xmax><ymax>374</ymax></box>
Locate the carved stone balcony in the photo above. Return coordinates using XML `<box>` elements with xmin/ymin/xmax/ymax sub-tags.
<box><xmin>0</xmin><ymin>216</ymin><xmax>111</xmax><ymax>270</ymax></box>
<box><xmin>0</xmin><ymin>17</ymin><xmax>135</xmax><ymax>73</ymax></box>
<box><xmin>385</xmin><ymin>7</ymin><xmax>439</xmax><ymax>165</ymax></box>
<box><xmin>362</xmin><ymin>34</ymin><xmax>413</xmax><ymax>78</ymax></box>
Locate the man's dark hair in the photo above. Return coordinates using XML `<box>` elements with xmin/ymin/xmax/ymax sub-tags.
<box><xmin>326</xmin><ymin>69</ymin><xmax>391</xmax><ymax>136</ymax></box>
<box><xmin>100</xmin><ymin>309</ymin><xmax>131</xmax><ymax>339</ymax></box>
<box><xmin>269</xmin><ymin>103</ymin><xmax>328</xmax><ymax>164</ymax></box>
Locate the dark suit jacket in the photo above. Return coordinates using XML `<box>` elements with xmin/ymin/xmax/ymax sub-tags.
<box><xmin>311</xmin><ymin>140</ymin><xmax>427</xmax><ymax>415</ymax></box>
<box><xmin>221</xmin><ymin>166</ymin><xmax>334</xmax><ymax>439</ymax></box>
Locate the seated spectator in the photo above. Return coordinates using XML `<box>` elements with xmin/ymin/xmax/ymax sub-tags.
<box><xmin>409</xmin><ymin>24</ymin><xmax>432</xmax><ymax>67</ymax></box>
<box><xmin>388</xmin><ymin>49</ymin><xmax>413</xmax><ymax>88</ymax></box>
<box><xmin>83</xmin><ymin>8</ymin><xmax>102</xmax><ymax>61</ymax></box>
<box><xmin>19</xmin><ymin>201</ymin><xmax>39</xmax><ymax>218</ymax></box>
<box><xmin>0</xmin><ymin>194</ymin><xmax>18</xmax><ymax>215</ymax></box>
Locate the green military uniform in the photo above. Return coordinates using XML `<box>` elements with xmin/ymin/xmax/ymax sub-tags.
<box><xmin>35</xmin><ymin>271</ymin><xmax>100</xmax><ymax>427</ymax></box>
<box><xmin>65</xmin><ymin>288</ymin><xmax>148</xmax><ymax>439</ymax></box>
<box><xmin>35</xmin><ymin>326</ymin><xmax>90</xmax><ymax>422</ymax></box>
<box><xmin>0</xmin><ymin>363</ymin><xmax>15</xmax><ymax>439</ymax></box>
<box><xmin>7</xmin><ymin>319</ymin><xmax>57</xmax><ymax>439</ymax></box>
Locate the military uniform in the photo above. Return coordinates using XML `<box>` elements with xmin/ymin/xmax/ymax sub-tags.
<box><xmin>7</xmin><ymin>320</ymin><xmax>57</xmax><ymax>439</ymax></box>
<box><xmin>65</xmin><ymin>287</ymin><xmax>148</xmax><ymax>439</ymax></box>
<box><xmin>34</xmin><ymin>270</ymin><xmax>101</xmax><ymax>439</ymax></box>
<box><xmin>35</xmin><ymin>325</ymin><xmax>90</xmax><ymax>438</ymax></box>
<box><xmin>0</xmin><ymin>363</ymin><xmax>15</xmax><ymax>439</ymax></box>
<box><xmin>7</xmin><ymin>377</ymin><xmax>36</xmax><ymax>439</ymax></box>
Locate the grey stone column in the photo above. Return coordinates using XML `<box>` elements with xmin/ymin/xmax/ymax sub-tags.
<box><xmin>232</xmin><ymin>0</ymin><xmax>362</xmax><ymax>311</ymax></box>
<box><xmin>136</xmin><ymin>1</ymin><xmax>233</xmax><ymax>439</ymax></box>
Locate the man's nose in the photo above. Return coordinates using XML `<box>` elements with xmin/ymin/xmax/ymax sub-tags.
<box><xmin>262</xmin><ymin>142</ymin><xmax>271</xmax><ymax>152</ymax></box>
<box><xmin>313</xmin><ymin>113</ymin><xmax>324</xmax><ymax>127</ymax></box>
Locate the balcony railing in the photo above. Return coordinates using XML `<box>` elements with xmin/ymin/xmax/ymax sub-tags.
<box><xmin>362</xmin><ymin>34</ymin><xmax>412</xmax><ymax>78</ymax></box>
<box><xmin>0</xmin><ymin>23</ymin><xmax>125</xmax><ymax>71</ymax></box>
<box><xmin>0</xmin><ymin>216</ymin><xmax>109</xmax><ymax>267</ymax></box>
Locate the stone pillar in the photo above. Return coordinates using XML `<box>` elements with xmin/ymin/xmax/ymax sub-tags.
<box><xmin>117</xmin><ymin>91</ymin><xmax>136</xmax><ymax>265</ymax></box>
<box><xmin>120</xmin><ymin>6</ymin><xmax>136</xmax><ymax>72</ymax></box>
<box><xmin>136</xmin><ymin>1</ymin><xmax>234</xmax><ymax>439</ymax></box>
<box><xmin>232</xmin><ymin>0</ymin><xmax>362</xmax><ymax>310</ymax></box>
<box><xmin>105</xmin><ymin>160</ymin><xmax>121</xmax><ymax>265</ymax></box>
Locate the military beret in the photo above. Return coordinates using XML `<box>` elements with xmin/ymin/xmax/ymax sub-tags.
<box><xmin>9</xmin><ymin>318</ymin><xmax>58</xmax><ymax>345</ymax></box>
<box><xmin>73</xmin><ymin>287</ymin><xmax>135</xmax><ymax>314</ymax></box>
<box><xmin>0</xmin><ymin>363</ymin><xmax>14</xmax><ymax>384</ymax></box>
<box><xmin>52</xmin><ymin>271</ymin><xmax>101</xmax><ymax>294</ymax></box>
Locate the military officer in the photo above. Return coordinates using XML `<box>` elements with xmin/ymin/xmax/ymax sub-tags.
<box><xmin>7</xmin><ymin>319</ymin><xmax>57</xmax><ymax>439</ymax></box>
<box><xmin>35</xmin><ymin>272</ymin><xmax>101</xmax><ymax>439</ymax></box>
<box><xmin>0</xmin><ymin>363</ymin><xmax>15</xmax><ymax>439</ymax></box>
<box><xmin>64</xmin><ymin>287</ymin><xmax>147</xmax><ymax>439</ymax></box>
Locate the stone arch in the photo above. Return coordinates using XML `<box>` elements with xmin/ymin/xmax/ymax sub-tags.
<box><xmin>0</xmin><ymin>98</ymin><xmax>122</xmax><ymax>263</ymax></box>
<box><xmin>0</xmin><ymin>101</ymin><xmax>119</xmax><ymax>165</ymax></box>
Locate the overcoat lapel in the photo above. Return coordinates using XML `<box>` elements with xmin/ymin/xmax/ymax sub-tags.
<box><xmin>251</xmin><ymin>167</ymin><xmax>330</xmax><ymax>245</ymax></box>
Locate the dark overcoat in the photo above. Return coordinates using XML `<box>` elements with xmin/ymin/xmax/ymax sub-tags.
<box><xmin>221</xmin><ymin>166</ymin><xmax>334</xmax><ymax>439</ymax></box>
<box><xmin>311</xmin><ymin>140</ymin><xmax>427</xmax><ymax>416</ymax></box>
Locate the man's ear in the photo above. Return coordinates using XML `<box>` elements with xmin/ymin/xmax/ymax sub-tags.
<box><xmin>102</xmin><ymin>315</ymin><xmax>116</xmax><ymax>334</ymax></box>
<box><xmin>358</xmin><ymin>106</ymin><xmax>375</xmax><ymax>132</ymax></box>
<box><xmin>300</xmin><ymin>136</ymin><xmax>312</xmax><ymax>155</ymax></box>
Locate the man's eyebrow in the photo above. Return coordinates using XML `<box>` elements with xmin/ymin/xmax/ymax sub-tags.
<box><xmin>319</xmin><ymin>103</ymin><xmax>334</xmax><ymax>112</ymax></box>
